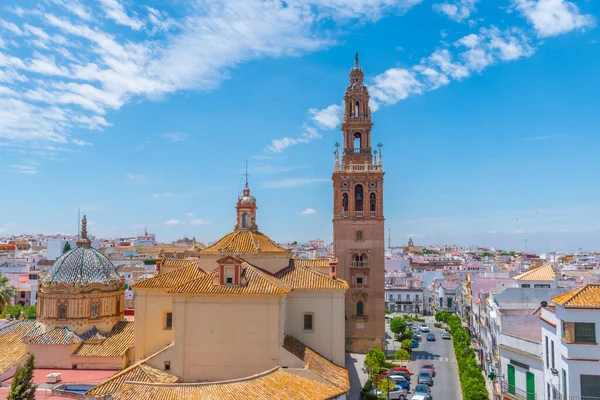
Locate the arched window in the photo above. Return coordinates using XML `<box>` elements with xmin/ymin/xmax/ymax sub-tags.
<box><xmin>348</xmin><ymin>101</ymin><xmax>352</xmax><ymax>115</ymax></box>
<box><xmin>356</xmin><ymin>231</ymin><xmax>363</xmax><ymax>240</ymax></box>
<box><xmin>91</xmin><ymin>303</ymin><xmax>99</xmax><ymax>319</ymax></box>
<box><xmin>241</xmin><ymin>213</ymin><xmax>249</xmax><ymax>228</ymax></box>
<box><xmin>342</xmin><ymin>193</ymin><xmax>348</xmax><ymax>212</ymax></box>
<box><xmin>116</xmin><ymin>298</ymin><xmax>121</xmax><ymax>314</ymax></box>
<box><xmin>353</xmin><ymin>132</ymin><xmax>361</xmax><ymax>149</ymax></box>
<box><xmin>58</xmin><ymin>303</ymin><xmax>67</xmax><ymax>320</ymax></box>
<box><xmin>360</xmin><ymin>253</ymin><xmax>368</xmax><ymax>262</ymax></box>
<box><xmin>352</xmin><ymin>253</ymin><xmax>359</xmax><ymax>262</ymax></box>
<box><xmin>354</xmin><ymin>185</ymin><xmax>363</xmax><ymax>212</ymax></box>
<box><xmin>356</xmin><ymin>301</ymin><xmax>364</xmax><ymax>317</ymax></box>
<box><xmin>370</xmin><ymin>193</ymin><xmax>376</xmax><ymax>212</ymax></box>
<box><xmin>354</xmin><ymin>101</ymin><xmax>359</xmax><ymax>117</ymax></box>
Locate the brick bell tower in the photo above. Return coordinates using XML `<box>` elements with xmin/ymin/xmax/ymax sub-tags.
<box><xmin>332</xmin><ymin>53</ymin><xmax>385</xmax><ymax>353</ymax></box>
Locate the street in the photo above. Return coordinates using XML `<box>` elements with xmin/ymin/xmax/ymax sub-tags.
<box><xmin>407</xmin><ymin>320</ymin><xmax>462</xmax><ymax>400</ymax></box>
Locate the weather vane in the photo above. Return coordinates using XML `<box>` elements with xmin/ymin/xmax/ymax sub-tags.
<box><xmin>354</xmin><ymin>52</ymin><xmax>359</xmax><ymax>66</ymax></box>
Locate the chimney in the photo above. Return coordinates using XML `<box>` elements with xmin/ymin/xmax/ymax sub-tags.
<box><xmin>329</xmin><ymin>257</ymin><xmax>338</xmax><ymax>280</ymax></box>
<box><xmin>155</xmin><ymin>248</ymin><xmax>165</xmax><ymax>274</ymax></box>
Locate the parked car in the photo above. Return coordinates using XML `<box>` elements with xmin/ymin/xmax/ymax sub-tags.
<box><xmin>426</xmin><ymin>333</ymin><xmax>436</xmax><ymax>341</ymax></box>
<box><xmin>374</xmin><ymin>387</ymin><xmax>408</xmax><ymax>400</ymax></box>
<box><xmin>410</xmin><ymin>339</ymin><xmax>419</xmax><ymax>348</ymax></box>
<box><xmin>412</xmin><ymin>383</ymin><xmax>433</xmax><ymax>400</ymax></box>
<box><xmin>421</xmin><ymin>362</ymin><xmax>436</xmax><ymax>377</ymax></box>
<box><xmin>418</xmin><ymin>369</ymin><xmax>434</xmax><ymax>386</ymax></box>
<box><xmin>413</xmin><ymin>332</ymin><xmax>422</xmax><ymax>341</ymax></box>
<box><xmin>441</xmin><ymin>331</ymin><xmax>451</xmax><ymax>340</ymax></box>
<box><xmin>390</xmin><ymin>366</ymin><xmax>411</xmax><ymax>377</ymax></box>
<box><xmin>418</xmin><ymin>323</ymin><xmax>430</xmax><ymax>332</ymax></box>
<box><xmin>388</xmin><ymin>375</ymin><xmax>410</xmax><ymax>390</ymax></box>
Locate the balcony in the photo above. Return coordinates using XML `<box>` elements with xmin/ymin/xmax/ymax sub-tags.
<box><xmin>342</xmin><ymin>211</ymin><xmax>349</xmax><ymax>217</ymax></box>
<box><xmin>370</xmin><ymin>211</ymin><xmax>376</xmax><ymax>217</ymax></box>
<box><xmin>334</xmin><ymin>164</ymin><xmax>382</xmax><ymax>172</ymax></box>
<box><xmin>499</xmin><ymin>380</ymin><xmax>537</xmax><ymax>400</ymax></box>
<box><xmin>344</xmin><ymin>148</ymin><xmax>372</xmax><ymax>156</ymax></box>
<box><xmin>355</xmin><ymin>211</ymin><xmax>364</xmax><ymax>217</ymax></box>
<box><xmin>351</xmin><ymin>261</ymin><xmax>369</xmax><ymax>268</ymax></box>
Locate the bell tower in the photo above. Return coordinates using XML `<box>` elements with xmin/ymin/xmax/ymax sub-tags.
<box><xmin>332</xmin><ymin>53</ymin><xmax>385</xmax><ymax>353</ymax></box>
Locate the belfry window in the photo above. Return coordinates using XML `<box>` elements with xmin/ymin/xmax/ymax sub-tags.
<box><xmin>355</xmin><ymin>185</ymin><xmax>363</xmax><ymax>212</ymax></box>
<box><xmin>356</xmin><ymin>301</ymin><xmax>364</xmax><ymax>317</ymax></box>
<box><xmin>370</xmin><ymin>193</ymin><xmax>376</xmax><ymax>212</ymax></box>
<box><xmin>353</xmin><ymin>132</ymin><xmax>361</xmax><ymax>149</ymax></box>
<box><xmin>58</xmin><ymin>303</ymin><xmax>67</xmax><ymax>320</ymax></box>
<box><xmin>354</xmin><ymin>101</ymin><xmax>359</xmax><ymax>117</ymax></box>
<box><xmin>241</xmin><ymin>213</ymin><xmax>249</xmax><ymax>229</ymax></box>
<box><xmin>91</xmin><ymin>303</ymin><xmax>99</xmax><ymax>319</ymax></box>
<box><xmin>342</xmin><ymin>193</ymin><xmax>348</xmax><ymax>212</ymax></box>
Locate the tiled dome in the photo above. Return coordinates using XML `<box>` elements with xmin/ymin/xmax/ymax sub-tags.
<box><xmin>41</xmin><ymin>215</ymin><xmax>122</xmax><ymax>287</ymax></box>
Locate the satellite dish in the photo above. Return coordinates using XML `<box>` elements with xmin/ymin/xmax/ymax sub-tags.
<box><xmin>541</xmin><ymin>301</ymin><xmax>548</xmax><ymax>307</ymax></box>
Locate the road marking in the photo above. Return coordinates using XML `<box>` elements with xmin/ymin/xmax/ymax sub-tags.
<box><xmin>413</xmin><ymin>355</ymin><xmax>450</xmax><ymax>362</ymax></box>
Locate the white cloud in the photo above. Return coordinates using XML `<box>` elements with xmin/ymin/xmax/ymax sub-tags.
<box><xmin>0</xmin><ymin>18</ymin><xmax>24</xmax><ymax>35</ymax></box>
<box><xmin>99</xmin><ymin>0</ymin><xmax>144</xmax><ymax>30</ymax></box>
<box><xmin>513</xmin><ymin>0</ymin><xmax>596</xmax><ymax>37</ymax></box>
<box><xmin>72</xmin><ymin>139</ymin><xmax>93</xmax><ymax>146</ymax></box>
<box><xmin>299</xmin><ymin>208</ymin><xmax>318</xmax><ymax>215</ymax></box>
<box><xmin>160</xmin><ymin>132</ymin><xmax>187</xmax><ymax>142</ymax></box>
<box><xmin>267</xmin><ymin>137</ymin><xmax>298</xmax><ymax>153</ymax></box>
<box><xmin>164</xmin><ymin>219</ymin><xmax>180</xmax><ymax>225</ymax></box>
<box><xmin>262</xmin><ymin>178</ymin><xmax>329</xmax><ymax>188</ymax></box>
<box><xmin>7</xmin><ymin>163</ymin><xmax>38</xmax><ymax>174</ymax></box>
<box><xmin>190</xmin><ymin>219</ymin><xmax>210</xmax><ymax>225</ymax></box>
<box><xmin>433</xmin><ymin>0</ymin><xmax>480</xmax><ymax>22</ymax></box>
<box><xmin>125</xmin><ymin>172</ymin><xmax>146</xmax><ymax>181</ymax></box>
<box><xmin>187</xmin><ymin>212</ymin><xmax>195</xmax><ymax>217</ymax></box>
<box><xmin>309</xmin><ymin>104</ymin><xmax>343</xmax><ymax>130</ymax></box>
<box><xmin>152</xmin><ymin>192</ymin><xmax>171</xmax><ymax>198</ymax></box>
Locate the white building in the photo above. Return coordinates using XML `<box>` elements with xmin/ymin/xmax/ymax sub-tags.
<box><xmin>541</xmin><ymin>284</ymin><xmax>600</xmax><ymax>400</ymax></box>
<box><xmin>132</xmin><ymin>230</ymin><xmax>156</xmax><ymax>247</ymax></box>
<box><xmin>385</xmin><ymin>286</ymin><xmax>424</xmax><ymax>313</ymax></box>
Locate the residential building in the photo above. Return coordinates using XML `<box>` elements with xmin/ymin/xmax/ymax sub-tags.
<box><xmin>385</xmin><ymin>286</ymin><xmax>424</xmax><ymax>313</ymax></box>
<box><xmin>332</xmin><ymin>56</ymin><xmax>385</xmax><ymax>353</ymax></box>
<box><xmin>542</xmin><ymin>284</ymin><xmax>600</xmax><ymax>400</ymax></box>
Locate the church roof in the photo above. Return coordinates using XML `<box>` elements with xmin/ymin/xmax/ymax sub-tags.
<box><xmin>0</xmin><ymin>320</ymin><xmax>38</xmax><ymax>375</ymax></box>
<box><xmin>72</xmin><ymin>321</ymin><xmax>135</xmax><ymax>357</ymax></box>
<box><xmin>513</xmin><ymin>264</ymin><xmax>556</xmax><ymax>282</ymax></box>
<box><xmin>551</xmin><ymin>284</ymin><xmax>600</xmax><ymax>309</ymax></box>
<box><xmin>132</xmin><ymin>263</ymin><xmax>205</xmax><ymax>290</ymax></box>
<box><xmin>202</xmin><ymin>230</ymin><xmax>288</xmax><ymax>254</ymax></box>
<box><xmin>80</xmin><ymin>326</ymin><xmax>107</xmax><ymax>341</ymax></box>
<box><xmin>25</xmin><ymin>327</ymin><xmax>82</xmax><ymax>345</ymax></box>
<box><xmin>169</xmin><ymin>264</ymin><xmax>292</xmax><ymax>295</ymax></box>
<box><xmin>292</xmin><ymin>258</ymin><xmax>330</xmax><ymax>268</ymax></box>
<box><xmin>276</xmin><ymin>261</ymin><xmax>348</xmax><ymax>291</ymax></box>
<box><xmin>42</xmin><ymin>246</ymin><xmax>122</xmax><ymax>286</ymax></box>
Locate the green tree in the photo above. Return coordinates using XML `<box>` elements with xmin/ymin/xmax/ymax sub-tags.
<box><xmin>400</xmin><ymin>339</ymin><xmax>411</xmax><ymax>351</ymax></box>
<box><xmin>480</xmin><ymin>251</ymin><xmax>494</xmax><ymax>258</ymax></box>
<box><xmin>394</xmin><ymin>349</ymin><xmax>410</xmax><ymax>360</ymax></box>
<box><xmin>0</xmin><ymin>273</ymin><xmax>16</xmax><ymax>311</ymax></box>
<box><xmin>143</xmin><ymin>259</ymin><xmax>156</xmax><ymax>265</ymax></box>
<box><xmin>62</xmin><ymin>241</ymin><xmax>71</xmax><ymax>254</ymax></box>
<box><xmin>364</xmin><ymin>347</ymin><xmax>386</xmax><ymax>378</ymax></box>
<box><xmin>389</xmin><ymin>317</ymin><xmax>407</xmax><ymax>336</ymax></box>
<box><xmin>8</xmin><ymin>354</ymin><xmax>37</xmax><ymax>400</ymax></box>
<box><xmin>377</xmin><ymin>378</ymin><xmax>397</xmax><ymax>394</ymax></box>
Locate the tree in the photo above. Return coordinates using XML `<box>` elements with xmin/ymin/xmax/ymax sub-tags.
<box><xmin>8</xmin><ymin>354</ymin><xmax>37</xmax><ymax>400</ymax></box>
<box><xmin>400</xmin><ymin>339</ymin><xmax>411</xmax><ymax>351</ymax></box>
<box><xmin>480</xmin><ymin>252</ymin><xmax>494</xmax><ymax>258</ymax></box>
<box><xmin>143</xmin><ymin>259</ymin><xmax>156</xmax><ymax>265</ymax></box>
<box><xmin>0</xmin><ymin>273</ymin><xmax>16</xmax><ymax>311</ymax></box>
<box><xmin>62</xmin><ymin>241</ymin><xmax>71</xmax><ymax>254</ymax></box>
<box><xmin>364</xmin><ymin>347</ymin><xmax>386</xmax><ymax>378</ymax></box>
<box><xmin>394</xmin><ymin>349</ymin><xmax>410</xmax><ymax>360</ymax></box>
<box><xmin>389</xmin><ymin>317</ymin><xmax>407</xmax><ymax>336</ymax></box>
<box><xmin>377</xmin><ymin>378</ymin><xmax>397</xmax><ymax>394</ymax></box>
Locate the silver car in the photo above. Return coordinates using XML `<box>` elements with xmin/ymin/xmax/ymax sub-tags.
<box><xmin>418</xmin><ymin>369</ymin><xmax>434</xmax><ymax>386</ymax></box>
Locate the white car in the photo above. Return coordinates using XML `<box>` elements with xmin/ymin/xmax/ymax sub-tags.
<box><xmin>418</xmin><ymin>323</ymin><xmax>430</xmax><ymax>332</ymax></box>
<box><xmin>374</xmin><ymin>387</ymin><xmax>408</xmax><ymax>400</ymax></box>
<box><xmin>441</xmin><ymin>331</ymin><xmax>451</xmax><ymax>340</ymax></box>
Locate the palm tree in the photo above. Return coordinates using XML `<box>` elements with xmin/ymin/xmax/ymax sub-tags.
<box><xmin>0</xmin><ymin>273</ymin><xmax>16</xmax><ymax>311</ymax></box>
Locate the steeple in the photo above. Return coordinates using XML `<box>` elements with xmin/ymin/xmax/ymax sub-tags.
<box><xmin>234</xmin><ymin>169</ymin><xmax>258</xmax><ymax>232</ymax></box>
<box><xmin>76</xmin><ymin>215</ymin><xmax>91</xmax><ymax>248</ymax></box>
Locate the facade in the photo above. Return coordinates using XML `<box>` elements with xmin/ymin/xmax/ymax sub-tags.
<box><xmin>541</xmin><ymin>284</ymin><xmax>600</xmax><ymax>400</ymax></box>
<box><xmin>385</xmin><ymin>287</ymin><xmax>424</xmax><ymax>313</ymax></box>
<box><xmin>332</xmin><ymin>55</ymin><xmax>385</xmax><ymax>353</ymax></box>
<box><xmin>121</xmin><ymin>185</ymin><xmax>350</xmax><ymax>399</ymax></box>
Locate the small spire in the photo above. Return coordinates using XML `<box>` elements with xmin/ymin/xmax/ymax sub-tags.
<box><xmin>77</xmin><ymin>215</ymin><xmax>91</xmax><ymax>248</ymax></box>
<box><xmin>244</xmin><ymin>160</ymin><xmax>249</xmax><ymax>188</ymax></box>
<box><xmin>354</xmin><ymin>52</ymin><xmax>359</xmax><ymax>68</ymax></box>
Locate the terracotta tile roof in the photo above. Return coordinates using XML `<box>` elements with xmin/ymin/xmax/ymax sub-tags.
<box><xmin>513</xmin><ymin>264</ymin><xmax>556</xmax><ymax>281</ymax></box>
<box><xmin>0</xmin><ymin>320</ymin><xmax>37</xmax><ymax>374</ymax></box>
<box><xmin>292</xmin><ymin>258</ymin><xmax>330</xmax><ymax>268</ymax></box>
<box><xmin>162</xmin><ymin>259</ymin><xmax>202</xmax><ymax>270</ymax></box>
<box><xmin>86</xmin><ymin>345</ymin><xmax>178</xmax><ymax>396</ymax></box>
<box><xmin>276</xmin><ymin>261</ymin><xmax>348</xmax><ymax>291</ymax></box>
<box><xmin>202</xmin><ymin>231</ymin><xmax>289</xmax><ymax>254</ymax></box>
<box><xmin>283</xmin><ymin>335</ymin><xmax>350</xmax><ymax>391</ymax></box>
<box><xmin>25</xmin><ymin>327</ymin><xmax>82</xmax><ymax>345</ymax></box>
<box><xmin>72</xmin><ymin>321</ymin><xmax>134</xmax><ymax>357</ymax></box>
<box><xmin>132</xmin><ymin>263</ymin><xmax>204</xmax><ymax>290</ymax></box>
<box><xmin>551</xmin><ymin>284</ymin><xmax>600</xmax><ymax>309</ymax></box>
<box><xmin>169</xmin><ymin>264</ymin><xmax>291</xmax><ymax>295</ymax></box>
<box><xmin>108</xmin><ymin>368</ymin><xmax>345</xmax><ymax>400</ymax></box>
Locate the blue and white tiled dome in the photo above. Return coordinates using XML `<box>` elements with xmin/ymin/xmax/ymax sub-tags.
<box><xmin>41</xmin><ymin>216</ymin><xmax>122</xmax><ymax>287</ymax></box>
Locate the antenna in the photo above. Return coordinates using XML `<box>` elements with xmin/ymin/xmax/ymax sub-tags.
<box><xmin>244</xmin><ymin>160</ymin><xmax>249</xmax><ymax>188</ymax></box>
<box><xmin>77</xmin><ymin>207</ymin><xmax>80</xmax><ymax>238</ymax></box>
<box><xmin>388</xmin><ymin>228</ymin><xmax>391</xmax><ymax>249</ymax></box>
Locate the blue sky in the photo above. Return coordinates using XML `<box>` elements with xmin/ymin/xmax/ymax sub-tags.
<box><xmin>0</xmin><ymin>0</ymin><xmax>598</xmax><ymax>253</ymax></box>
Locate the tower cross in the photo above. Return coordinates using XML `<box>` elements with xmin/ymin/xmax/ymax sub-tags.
<box><xmin>244</xmin><ymin>160</ymin><xmax>249</xmax><ymax>188</ymax></box>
